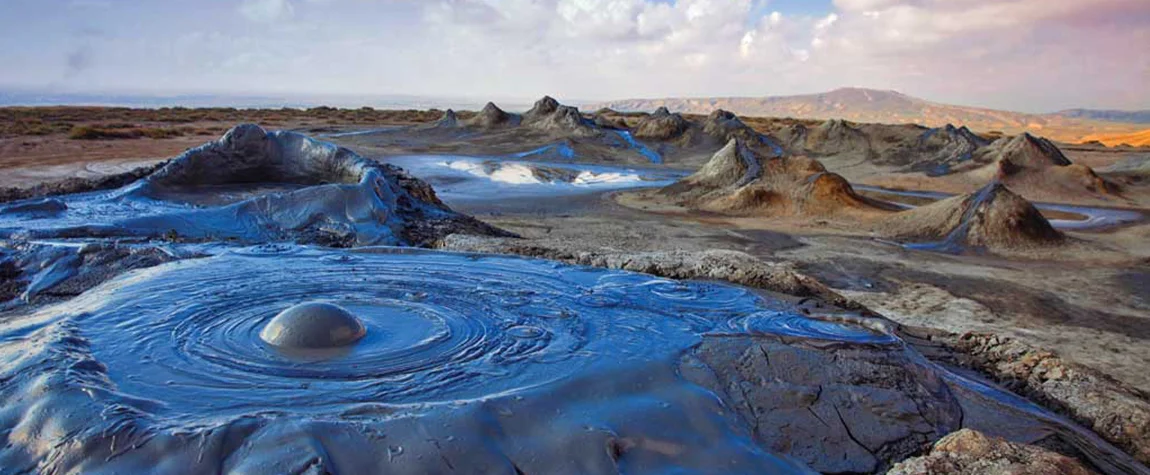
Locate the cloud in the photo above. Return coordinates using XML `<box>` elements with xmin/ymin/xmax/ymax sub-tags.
<box><xmin>65</xmin><ymin>47</ymin><xmax>92</xmax><ymax>78</ymax></box>
<box><xmin>239</xmin><ymin>0</ymin><xmax>295</xmax><ymax>23</ymax></box>
<box><xmin>408</xmin><ymin>0</ymin><xmax>1149</xmax><ymax>109</ymax></box>
<box><xmin>3</xmin><ymin>0</ymin><xmax>1146</xmax><ymax>110</ymax></box>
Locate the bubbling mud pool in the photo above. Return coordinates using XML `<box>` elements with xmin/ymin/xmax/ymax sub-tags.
<box><xmin>67</xmin><ymin>247</ymin><xmax>883</xmax><ymax>420</ymax></box>
<box><xmin>4</xmin><ymin>245</ymin><xmax>908</xmax><ymax>473</ymax></box>
<box><xmin>4</xmin><ymin>249</ymin><xmax>1147</xmax><ymax>473</ymax></box>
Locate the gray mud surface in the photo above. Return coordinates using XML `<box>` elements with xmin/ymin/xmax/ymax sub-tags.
<box><xmin>1</xmin><ymin>114</ymin><xmax>1148</xmax><ymax>474</ymax></box>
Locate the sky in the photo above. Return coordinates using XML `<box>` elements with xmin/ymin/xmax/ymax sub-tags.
<box><xmin>0</xmin><ymin>0</ymin><xmax>1147</xmax><ymax>112</ymax></box>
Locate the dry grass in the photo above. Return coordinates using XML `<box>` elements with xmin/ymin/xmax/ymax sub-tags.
<box><xmin>0</xmin><ymin>106</ymin><xmax>452</xmax><ymax>139</ymax></box>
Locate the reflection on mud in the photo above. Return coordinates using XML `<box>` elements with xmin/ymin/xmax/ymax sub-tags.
<box><xmin>385</xmin><ymin>155</ymin><xmax>687</xmax><ymax>203</ymax></box>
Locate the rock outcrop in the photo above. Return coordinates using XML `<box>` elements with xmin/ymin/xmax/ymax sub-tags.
<box><xmin>936</xmin><ymin>333</ymin><xmax>1150</xmax><ymax>466</ymax></box>
<box><xmin>660</xmin><ymin>139</ymin><xmax>886</xmax><ymax>216</ymax></box>
<box><xmin>879</xmin><ymin>182</ymin><xmax>1064</xmax><ymax>251</ymax></box>
<box><xmin>888</xmin><ymin>429</ymin><xmax>1097</xmax><ymax>475</ymax></box>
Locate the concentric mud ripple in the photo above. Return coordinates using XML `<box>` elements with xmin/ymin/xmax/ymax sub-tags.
<box><xmin>34</xmin><ymin>246</ymin><xmax>848</xmax><ymax>423</ymax></box>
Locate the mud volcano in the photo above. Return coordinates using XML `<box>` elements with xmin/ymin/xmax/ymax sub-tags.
<box><xmin>0</xmin><ymin>124</ymin><xmax>505</xmax><ymax>246</ymax></box>
<box><xmin>880</xmin><ymin>182</ymin><xmax>1065</xmax><ymax>252</ymax></box>
<box><xmin>660</xmin><ymin>138</ymin><xmax>890</xmax><ymax>216</ymax></box>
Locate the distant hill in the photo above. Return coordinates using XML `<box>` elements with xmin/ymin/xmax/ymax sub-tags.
<box><xmin>592</xmin><ymin>88</ymin><xmax>1145</xmax><ymax>143</ymax></box>
<box><xmin>1079</xmin><ymin>129</ymin><xmax>1150</xmax><ymax>147</ymax></box>
<box><xmin>1053</xmin><ymin>109</ymin><xmax>1150</xmax><ymax>124</ymax></box>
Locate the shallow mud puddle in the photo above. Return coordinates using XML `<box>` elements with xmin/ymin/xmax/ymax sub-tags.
<box><xmin>384</xmin><ymin>155</ymin><xmax>687</xmax><ymax>203</ymax></box>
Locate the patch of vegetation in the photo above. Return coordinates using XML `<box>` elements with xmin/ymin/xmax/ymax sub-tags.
<box><xmin>67</xmin><ymin>125</ymin><xmax>191</xmax><ymax>140</ymax></box>
<box><xmin>0</xmin><ymin>105</ymin><xmax>451</xmax><ymax>139</ymax></box>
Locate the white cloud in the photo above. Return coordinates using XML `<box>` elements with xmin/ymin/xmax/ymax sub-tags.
<box><xmin>239</xmin><ymin>0</ymin><xmax>295</xmax><ymax>23</ymax></box>
<box><xmin>5</xmin><ymin>0</ymin><xmax>1146</xmax><ymax>111</ymax></box>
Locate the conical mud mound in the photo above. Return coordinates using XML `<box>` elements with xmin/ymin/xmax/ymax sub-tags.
<box><xmin>522</xmin><ymin>96</ymin><xmax>599</xmax><ymax>137</ymax></box>
<box><xmin>661</xmin><ymin>139</ymin><xmax>884</xmax><ymax>215</ymax></box>
<box><xmin>806</xmin><ymin>119</ymin><xmax>871</xmax><ymax>156</ymax></box>
<box><xmin>879</xmin><ymin>182</ymin><xmax>1064</xmax><ymax>251</ymax></box>
<box><xmin>978</xmin><ymin>132</ymin><xmax>1072</xmax><ymax>169</ymax></box>
<box><xmin>524</xmin><ymin>95</ymin><xmax>560</xmax><ymax>121</ymax></box>
<box><xmin>634</xmin><ymin>107</ymin><xmax>690</xmax><ymax>140</ymax></box>
<box><xmin>703</xmin><ymin>110</ymin><xmax>764</xmax><ymax>144</ymax></box>
<box><xmin>464</xmin><ymin>102</ymin><xmax>519</xmax><ymax>128</ymax></box>
<box><xmin>974</xmin><ymin>133</ymin><xmax>1115</xmax><ymax>195</ymax></box>
<box><xmin>432</xmin><ymin>109</ymin><xmax>459</xmax><ymax>128</ymax></box>
<box><xmin>905</xmin><ymin>124</ymin><xmax>989</xmax><ymax>175</ymax></box>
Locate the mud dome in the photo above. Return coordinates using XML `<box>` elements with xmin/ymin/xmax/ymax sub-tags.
<box><xmin>0</xmin><ymin>124</ymin><xmax>503</xmax><ymax>246</ymax></box>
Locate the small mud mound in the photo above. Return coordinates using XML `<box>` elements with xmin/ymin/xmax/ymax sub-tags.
<box><xmin>591</xmin><ymin>109</ymin><xmax>628</xmax><ymax>130</ymax></box>
<box><xmin>805</xmin><ymin>118</ymin><xmax>872</xmax><ymax>156</ymax></box>
<box><xmin>464</xmin><ymin>102</ymin><xmax>519</xmax><ymax>128</ymax></box>
<box><xmin>703</xmin><ymin>109</ymin><xmax>768</xmax><ymax>145</ymax></box>
<box><xmin>906</xmin><ymin>124</ymin><xmax>990</xmax><ymax>175</ymax></box>
<box><xmin>431</xmin><ymin>109</ymin><xmax>458</xmax><ymax>128</ymax></box>
<box><xmin>880</xmin><ymin>182</ymin><xmax>1065</xmax><ymax>251</ymax></box>
<box><xmin>970</xmin><ymin>133</ymin><xmax>1117</xmax><ymax>197</ymax></box>
<box><xmin>766</xmin><ymin>121</ymin><xmax>989</xmax><ymax>175</ymax></box>
<box><xmin>0</xmin><ymin>124</ymin><xmax>507</xmax><ymax>246</ymax></box>
<box><xmin>661</xmin><ymin>139</ymin><xmax>885</xmax><ymax>216</ymax></box>
<box><xmin>978</xmin><ymin>132</ymin><xmax>1072</xmax><ymax>169</ymax></box>
<box><xmin>524</xmin><ymin>95</ymin><xmax>560</xmax><ymax>121</ymax></box>
<box><xmin>634</xmin><ymin>107</ymin><xmax>690</xmax><ymax>140</ymax></box>
<box><xmin>522</xmin><ymin>96</ymin><xmax>600</xmax><ymax>137</ymax></box>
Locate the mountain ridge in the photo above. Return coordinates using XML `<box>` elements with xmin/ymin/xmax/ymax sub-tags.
<box><xmin>591</xmin><ymin>88</ymin><xmax>1146</xmax><ymax>143</ymax></box>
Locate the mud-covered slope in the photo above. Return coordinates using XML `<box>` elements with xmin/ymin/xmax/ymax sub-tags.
<box><xmin>464</xmin><ymin>101</ymin><xmax>520</xmax><ymax>128</ymax></box>
<box><xmin>879</xmin><ymin>182</ymin><xmax>1065</xmax><ymax>251</ymax></box>
<box><xmin>0</xmin><ymin>124</ymin><xmax>509</xmax><ymax>246</ymax></box>
<box><xmin>971</xmin><ymin>133</ymin><xmax>1115</xmax><ymax>196</ymax></box>
<box><xmin>767</xmin><ymin>119</ymin><xmax>990</xmax><ymax>175</ymax></box>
